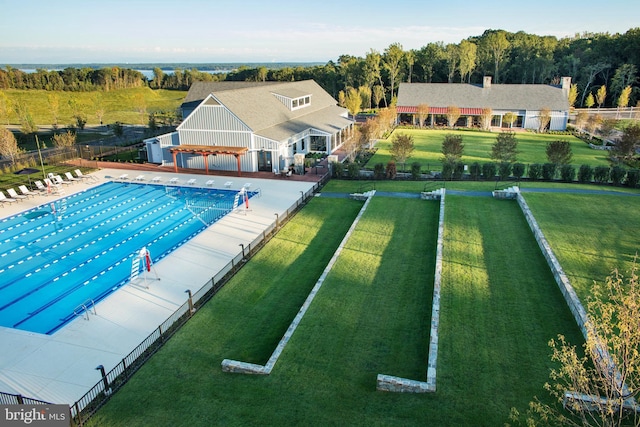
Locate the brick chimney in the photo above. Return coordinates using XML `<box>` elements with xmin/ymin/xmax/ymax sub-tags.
<box><xmin>483</xmin><ymin>76</ymin><xmax>492</xmax><ymax>88</ymax></box>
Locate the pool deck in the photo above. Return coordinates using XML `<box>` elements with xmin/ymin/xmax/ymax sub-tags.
<box><xmin>0</xmin><ymin>168</ymin><xmax>317</xmax><ymax>405</ymax></box>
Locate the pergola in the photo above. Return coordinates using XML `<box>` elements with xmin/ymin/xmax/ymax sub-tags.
<box><xmin>168</xmin><ymin>145</ymin><xmax>249</xmax><ymax>176</ymax></box>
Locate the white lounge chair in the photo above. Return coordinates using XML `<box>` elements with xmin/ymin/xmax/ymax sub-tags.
<box><xmin>6</xmin><ymin>188</ymin><xmax>27</xmax><ymax>201</ymax></box>
<box><xmin>34</xmin><ymin>180</ymin><xmax>48</xmax><ymax>194</ymax></box>
<box><xmin>152</xmin><ymin>176</ymin><xmax>162</xmax><ymax>183</ymax></box>
<box><xmin>117</xmin><ymin>173</ymin><xmax>129</xmax><ymax>181</ymax></box>
<box><xmin>0</xmin><ymin>191</ymin><xmax>18</xmax><ymax>206</ymax></box>
<box><xmin>43</xmin><ymin>178</ymin><xmax>62</xmax><ymax>193</ymax></box>
<box><xmin>64</xmin><ymin>171</ymin><xmax>81</xmax><ymax>182</ymax></box>
<box><xmin>169</xmin><ymin>177</ymin><xmax>179</xmax><ymax>184</ymax></box>
<box><xmin>186</xmin><ymin>178</ymin><xmax>197</xmax><ymax>185</ymax></box>
<box><xmin>19</xmin><ymin>185</ymin><xmax>38</xmax><ymax>198</ymax></box>
<box><xmin>205</xmin><ymin>179</ymin><xmax>215</xmax><ymax>187</ymax></box>
<box><xmin>74</xmin><ymin>169</ymin><xmax>97</xmax><ymax>182</ymax></box>
<box><xmin>52</xmin><ymin>175</ymin><xmax>72</xmax><ymax>186</ymax></box>
<box><xmin>134</xmin><ymin>175</ymin><xmax>146</xmax><ymax>182</ymax></box>
<box><xmin>243</xmin><ymin>183</ymin><xmax>251</xmax><ymax>190</ymax></box>
<box><xmin>224</xmin><ymin>181</ymin><xmax>232</xmax><ymax>188</ymax></box>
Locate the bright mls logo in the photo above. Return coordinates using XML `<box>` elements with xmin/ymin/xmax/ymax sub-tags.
<box><xmin>0</xmin><ymin>405</ymin><xmax>69</xmax><ymax>427</ymax></box>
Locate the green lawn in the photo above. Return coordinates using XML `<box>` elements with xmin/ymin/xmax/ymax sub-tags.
<box><xmin>1</xmin><ymin>88</ymin><xmax>186</xmax><ymax>126</ymax></box>
<box><xmin>87</xmin><ymin>193</ymin><xmax>585</xmax><ymax>426</ymax></box>
<box><xmin>523</xmin><ymin>192</ymin><xmax>640</xmax><ymax>302</ymax></box>
<box><xmin>367</xmin><ymin>128</ymin><xmax>611</xmax><ymax>173</ymax></box>
<box><xmin>437</xmin><ymin>196</ymin><xmax>583</xmax><ymax>425</ymax></box>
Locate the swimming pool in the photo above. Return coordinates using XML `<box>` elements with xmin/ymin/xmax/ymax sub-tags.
<box><xmin>0</xmin><ymin>181</ymin><xmax>254</xmax><ymax>335</ymax></box>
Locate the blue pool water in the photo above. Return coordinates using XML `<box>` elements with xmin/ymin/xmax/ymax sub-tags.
<box><xmin>0</xmin><ymin>181</ymin><xmax>254</xmax><ymax>335</ymax></box>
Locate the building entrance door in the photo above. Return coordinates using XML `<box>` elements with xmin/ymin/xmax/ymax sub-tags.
<box><xmin>258</xmin><ymin>151</ymin><xmax>272</xmax><ymax>172</ymax></box>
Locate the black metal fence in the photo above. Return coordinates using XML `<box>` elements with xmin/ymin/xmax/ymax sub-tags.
<box><xmin>0</xmin><ymin>173</ymin><xmax>329</xmax><ymax>426</ymax></box>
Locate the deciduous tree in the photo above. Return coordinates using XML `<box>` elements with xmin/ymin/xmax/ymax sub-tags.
<box><xmin>416</xmin><ymin>104</ymin><xmax>430</xmax><ymax>127</ymax></box>
<box><xmin>0</xmin><ymin>126</ymin><xmax>21</xmax><ymax>166</ymax></box>
<box><xmin>503</xmin><ymin>112</ymin><xmax>517</xmax><ymax>128</ymax></box>
<box><xmin>491</xmin><ymin>131</ymin><xmax>518</xmax><ymax>163</ymax></box>
<box><xmin>441</xmin><ymin>133</ymin><xmax>464</xmax><ymax>162</ymax></box>
<box><xmin>610</xmin><ymin>123</ymin><xmax>640</xmax><ymax>163</ymax></box>
<box><xmin>389</xmin><ymin>132</ymin><xmax>415</xmax><ymax>169</ymax></box>
<box><xmin>52</xmin><ymin>130</ymin><xmax>76</xmax><ymax>149</ymax></box>
<box><xmin>446</xmin><ymin>105</ymin><xmax>461</xmax><ymax>128</ymax></box>
<box><xmin>480</xmin><ymin>107</ymin><xmax>493</xmax><ymax>130</ymax></box>
<box><xmin>383</xmin><ymin>43</ymin><xmax>404</xmax><ymax>100</ymax></box>
<box><xmin>596</xmin><ymin>85</ymin><xmax>607</xmax><ymax>109</ymax></box>
<box><xmin>344</xmin><ymin>87</ymin><xmax>362</xmax><ymax>120</ymax></box>
<box><xmin>546</xmin><ymin>140</ymin><xmax>573</xmax><ymax>165</ymax></box>
<box><xmin>538</xmin><ymin>107</ymin><xmax>551</xmax><ymax>132</ymax></box>
<box><xmin>514</xmin><ymin>263</ymin><xmax>640</xmax><ymax>427</ymax></box>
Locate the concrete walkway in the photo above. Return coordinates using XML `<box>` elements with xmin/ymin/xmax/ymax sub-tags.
<box><xmin>0</xmin><ymin>168</ymin><xmax>316</xmax><ymax>405</ymax></box>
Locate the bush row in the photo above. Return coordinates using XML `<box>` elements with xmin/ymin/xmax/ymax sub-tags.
<box><xmin>332</xmin><ymin>161</ymin><xmax>640</xmax><ymax>187</ymax></box>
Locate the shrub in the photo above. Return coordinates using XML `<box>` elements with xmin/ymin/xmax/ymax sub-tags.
<box><xmin>373</xmin><ymin>163</ymin><xmax>385</xmax><ymax>180</ymax></box>
<box><xmin>542</xmin><ymin>163</ymin><xmax>557</xmax><ymax>181</ymax></box>
<box><xmin>559</xmin><ymin>164</ymin><xmax>576</xmax><ymax>182</ymax></box>
<box><xmin>498</xmin><ymin>162</ymin><xmax>512</xmax><ymax>180</ymax></box>
<box><xmin>610</xmin><ymin>165</ymin><xmax>626</xmax><ymax>186</ymax></box>
<box><xmin>469</xmin><ymin>162</ymin><xmax>481</xmax><ymax>180</ymax></box>
<box><xmin>386</xmin><ymin>161</ymin><xmax>397</xmax><ymax>180</ymax></box>
<box><xmin>453</xmin><ymin>162</ymin><xmax>465</xmax><ymax>180</ymax></box>
<box><xmin>347</xmin><ymin>162</ymin><xmax>360</xmax><ymax>179</ymax></box>
<box><xmin>410</xmin><ymin>162</ymin><xmax>422</xmax><ymax>180</ymax></box>
<box><xmin>577</xmin><ymin>165</ymin><xmax>593</xmax><ymax>183</ymax></box>
<box><xmin>512</xmin><ymin>163</ymin><xmax>525</xmax><ymax>180</ymax></box>
<box><xmin>331</xmin><ymin>161</ymin><xmax>344</xmax><ymax>178</ymax></box>
<box><xmin>626</xmin><ymin>169</ymin><xmax>640</xmax><ymax>188</ymax></box>
<box><xmin>482</xmin><ymin>162</ymin><xmax>496</xmax><ymax>180</ymax></box>
<box><xmin>528</xmin><ymin>163</ymin><xmax>542</xmax><ymax>181</ymax></box>
<box><xmin>441</xmin><ymin>160</ymin><xmax>455</xmax><ymax>180</ymax></box>
<box><xmin>593</xmin><ymin>165</ymin><xmax>610</xmax><ymax>183</ymax></box>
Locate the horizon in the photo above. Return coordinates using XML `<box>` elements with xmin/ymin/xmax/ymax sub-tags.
<box><xmin>1</xmin><ymin>0</ymin><xmax>639</xmax><ymax>64</ymax></box>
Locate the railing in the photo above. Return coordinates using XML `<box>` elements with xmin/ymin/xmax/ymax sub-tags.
<box><xmin>61</xmin><ymin>173</ymin><xmax>330</xmax><ymax>426</ymax></box>
<box><xmin>423</xmin><ymin>180</ymin><xmax>446</xmax><ymax>193</ymax></box>
<box><xmin>73</xmin><ymin>299</ymin><xmax>97</xmax><ymax>321</ymax></box>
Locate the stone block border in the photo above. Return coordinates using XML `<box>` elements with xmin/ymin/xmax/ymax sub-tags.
<box><xmin>222</xmin><ymin>191</ymin><xmax>376</xmax><ymax>375</ymax></box>
<box><xmin>377</xmin><ymin>189</ymin><xmax>445</xmax><ymax>393</ymax></box>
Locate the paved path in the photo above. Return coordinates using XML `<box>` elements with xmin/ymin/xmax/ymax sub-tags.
<box><xmin>319</xmin><ymin>187</ymin><xmax>640</xmax><ymax>198</ymax></box>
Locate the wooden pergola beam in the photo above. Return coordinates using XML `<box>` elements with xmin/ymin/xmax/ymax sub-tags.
<box><xmin>169</xmin><ymin>145</ymin><xmax>248</xmax><ymax>176</ymax></box>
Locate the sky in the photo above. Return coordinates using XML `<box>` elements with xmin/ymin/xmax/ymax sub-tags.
<box><xmin>1</xmin><ymin>0</ymin><xmax>639</xmax><ymax>65</ymax></box>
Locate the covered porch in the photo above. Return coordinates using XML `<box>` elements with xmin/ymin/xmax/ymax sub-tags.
<box><xmin>168</xmin><ymin>145</ymin><xmax>249</xmax><ymax>177</ymax></box>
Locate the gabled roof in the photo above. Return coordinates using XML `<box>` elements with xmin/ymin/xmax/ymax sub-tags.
<box><xmin>181</xmin><ymin>81</ymin><xmax>280</xmax><ymax>111</ymax></box>
<box><xmin>184</xmin><ymin>80</ymin><xmax>351</xmax><ymax>141</ymax></box>
<box><xmin>397</xmin><ymin>82</ymin><xmax>569</xmax><ymax>112</ymax></box>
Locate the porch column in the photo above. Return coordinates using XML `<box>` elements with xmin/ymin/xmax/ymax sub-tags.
<box><xmin>172</xmin><ymin>151</ymin><xmax>179</xmax><ymax>173</ymax></box>
<box><xmin>201</xmin><ymin>153</ymin><xmax>210</xmax><ymax>175</ymax></box>
<box><xmin>235</xmin><ymin>154</ymin><xmax>242</xmax><ymax>176</ymax></box>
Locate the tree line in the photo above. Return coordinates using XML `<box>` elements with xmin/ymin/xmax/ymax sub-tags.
<box><xmin>1</xmin><ymin>27</ymin><xmax>639</xmax><ymax>108</ymax></box>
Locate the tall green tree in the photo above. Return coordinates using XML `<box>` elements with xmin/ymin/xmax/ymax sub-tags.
<box><xmin>482</xmin><ymin>30</ymin><xmax>510</xmax><ymax>83</ymax></box>
<box><xmin>417</xmin><ymin>42</ymin><xmax>445</xmax><ymax>83</ymax></box>
<box><xmin>458</xmin><ymin>40</ymin><xmax>477</xmax><ymax>83</ymax></box>
<box><xmin>344</xmin><ymin>87</ymin><xmax>362</xmax><ymax>120</ymax></box>
<box><xmin>366</xmin><ymin>50</ymin><xmax>387</xmax><ymax>107</ymax></box>
<box><xmin>383</xmin><ymin>43</ymin><xmax>405</xmax><ymax>100</ymax></box>
<box><xmin>444</xmin><ymin>43</ymin><xmax>459</xmax><ymax>83</ymax></box>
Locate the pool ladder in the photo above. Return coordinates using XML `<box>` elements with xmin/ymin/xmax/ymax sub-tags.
<box><xmin>73</xmin><ymin>299</ymin><xmax>97</xmax><ymax>320</ymax></box>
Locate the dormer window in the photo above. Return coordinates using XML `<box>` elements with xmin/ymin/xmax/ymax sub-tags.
<box><xmin>273</xmin><ymin>90</ymin><xmax>312</xmax><ymax>111</ymax></box>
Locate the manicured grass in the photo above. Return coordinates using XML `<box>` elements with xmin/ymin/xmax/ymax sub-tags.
<box><xmin>2</xmin><ymin>88</ymin><xmax>186</xmax><ymax>126</ymax></box>
<box><xmin>523</xmin><ymin>192</ymin><xmax>640</xmax><ymax>302</ymax></box>
<box><xmin>437</xmin><ymin>196</ymin><xmax>583</xmax><ymax>425</ymax></box>
<box><xmin>320</xmin><ymin>179</ymin><xmax>640</xmax><ymax>195</ymax></box>
<box><xmin>88</xmin><ymin>193</ymin><xmax>585</xmax><ymax>426</ymax></box>
<box><xmin>367</xmin><ymin>128</ymin><xmax>610</xmax><ymax>172</ymax></box>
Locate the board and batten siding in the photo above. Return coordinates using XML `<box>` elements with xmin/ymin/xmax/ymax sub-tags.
<box><xmin>180</xmin><ymin>105</ymin><xmax>251</xmax><ymax>133</ymax></box>
<box><xmin>523</xmin><ymin>110</ymin><xmax>568</xmax><ymax>131</ymax></box>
